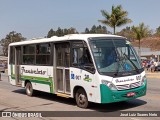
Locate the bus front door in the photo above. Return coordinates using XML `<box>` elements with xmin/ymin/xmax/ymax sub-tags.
<box><xmin>15</xmin><ymin>46</ymin><xmax>21</xmax><ymax>86</ymax></box>
<box><xmin>55</xmin><ymin>43</ymin><xmax>70</xmax><ymax>94</ymax></box>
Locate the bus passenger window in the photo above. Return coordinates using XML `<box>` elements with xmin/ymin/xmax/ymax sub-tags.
<box><xmin>72</xmin><ymin>47</ymin><xmax>94</xmax><ymax>72</ymax></box>
<box><xmin>36</xmin><ymin>43</ymin><xmax>51</xmax><ymax>65</ymax></box>
<box><xmin>83</xmin><ymin>48</ymin><xmax>93</xmax><ymax>64</ymax></box>
<box><xmin>72</xmin><ymin>48</ymin><xmax>83</xmax><ymax>66</ymax></box>
<box><xmin>22</xmin><ymin>45</ymin><xmax>35</xmax><ymax>65</ymax></box>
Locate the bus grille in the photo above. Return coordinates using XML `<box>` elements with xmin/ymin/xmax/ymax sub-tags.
<box><xmin>116</xmin><ymin>82</ymin><xmax>141</xmax><ymax>90</ymax></box>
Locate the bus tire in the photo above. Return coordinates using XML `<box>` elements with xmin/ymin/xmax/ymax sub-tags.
<box><xmin>26</xmin><ymin>82</ymin><xmax>34</xmax><ymax>96</ymax></box>
<box><xmin>75</xmin><ymin>88</ymin><xmax>89</xmax><ymax>108</ymax></box>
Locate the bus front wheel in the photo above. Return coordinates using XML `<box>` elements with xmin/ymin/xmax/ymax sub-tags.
<box><xmin>26</xmin><ymin>82</ymin><xmax>34</xmax><ymax>96</ymax></box>
<box><xmin>75</xmin><ymin>88</ymin><xmax>89</xmax><ymax>108</ymax></box>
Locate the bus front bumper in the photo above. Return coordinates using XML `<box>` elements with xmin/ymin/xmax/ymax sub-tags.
<box><xmin>100</xmin><ymin>81</ymin><xmax>147</xmax><ymax>103</ymax></box>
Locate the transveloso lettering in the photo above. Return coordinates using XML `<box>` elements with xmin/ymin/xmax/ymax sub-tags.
<box><xmin>115</xmin><ymin>78</ymin><xmax>134</xmax><ymax>83</ymax></box>
<box><xmin>21</xmin><ymin>67</ymin><xmax>46</xmax><ymax>75</ymax></box>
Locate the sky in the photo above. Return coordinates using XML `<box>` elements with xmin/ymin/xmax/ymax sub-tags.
<box><xmin>0</xmin><ymin>0</ymin><xmax>160</xmax><ymax>40</ymax></box>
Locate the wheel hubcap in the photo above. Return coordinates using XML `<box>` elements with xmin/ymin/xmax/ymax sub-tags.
<box><xmin>78</xmin><ymin>94</ymin><xmax>86</xmax><ymax>105</ymax></box>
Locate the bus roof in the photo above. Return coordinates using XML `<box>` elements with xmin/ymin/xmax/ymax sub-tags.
<box><xmin>9</xmin><ymin>34</ymin><xmax>126</xmax><ymax>46</ymax></box>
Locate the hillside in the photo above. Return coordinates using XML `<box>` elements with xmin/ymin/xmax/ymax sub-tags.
<box><xmin>131</xmin><ymin>36</ymin><xmax>160</xmax><ymax>51</ymax></box>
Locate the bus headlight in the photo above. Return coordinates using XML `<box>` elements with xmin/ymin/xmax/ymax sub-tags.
<box><xmin>102</xmin><ymin>80</ymin><xmax>117</xmax><ymax>90</ymax></box>
<box><xmin>141</xmin><ymin>76</ymin><xmax>147</xmax><ymax>86</ymax></box>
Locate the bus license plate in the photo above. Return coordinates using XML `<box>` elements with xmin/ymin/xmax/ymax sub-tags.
<box><xmin>127</xmin><ymin>92</ymin><xmax>136</xmax><ymax>97</ymax></box>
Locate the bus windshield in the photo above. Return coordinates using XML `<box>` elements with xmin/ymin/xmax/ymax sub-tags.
<box><xmin>89</xmin><ymin>38</ymin><xmax>143</xmax><ymax>75</ymax></box>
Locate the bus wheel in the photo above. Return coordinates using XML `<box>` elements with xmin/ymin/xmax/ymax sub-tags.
<box><xmin>75</xmin><ymin>88</ymin><xmax>89</xmax><ymax>108</ymax></box>
<box><xmin>26</xmin><ymin>82</ymin><xmax>34</xmax><ymax>96</ymax></box>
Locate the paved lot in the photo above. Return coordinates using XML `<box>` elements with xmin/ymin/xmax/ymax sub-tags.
<box><xmin>0</xmin><ymin>72</ymin><xmax>160</xmax><ymax>120</ymax></box>
<box><xmin>146</xmin><ymin>71</ymin><xmax>160</xmax><ymax>79</ymax></box>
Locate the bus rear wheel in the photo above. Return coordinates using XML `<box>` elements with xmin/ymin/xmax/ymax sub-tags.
<box><xmin>75</xmin><ymin>88</ymin><xmax>89</xmax><ymax>108</ymax></box>
<box><xmin>26</xmin><ymin>82</ymin><xmax>34</xmax><ymax>96</ymax></box>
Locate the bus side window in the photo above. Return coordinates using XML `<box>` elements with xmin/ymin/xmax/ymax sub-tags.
<box><xmin>36</xmin><ymin>43</ymin><xmax>51</xmax><ymax>65</ymax></box>
<box><xmin>72</xmin><ymin>48</ymin><xmax>83</xmax><ymax>66</ymax></box>
<box><xmin>83</xmin><ymin>48</ymin><xmax>93</xmax><ymax>64</ymax></box>
<box><xmin>10</xmin><ymin>46</ymin><xmax>15</xmax><ymax>64</ymax></box>
<box><xmin>23</xmin><ymin>45</ymin><xmax>35</xmax><ymax>65</ymax></box>
<box><xmin>72</xmin><ymin>42</ymin><xmax>95</xmax><ymax>73</ymax></box>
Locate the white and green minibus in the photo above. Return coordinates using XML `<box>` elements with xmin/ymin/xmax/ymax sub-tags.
<box><xmin>8</xmin><ymin>34</ymin><xmax>147</xmax><ymax>108</ymax></box>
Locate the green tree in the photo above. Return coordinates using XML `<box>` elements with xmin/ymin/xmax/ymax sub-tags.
<box><xmin>47</xmin><ymin>27</ymin><xmax>78</xmax><ymax>37</ymax></box>
<box><xmin>63</xmin><ymin>28</ymin><xmax>68</xmax><ymax>35</ymax></box>
<box><xmin>83</xmin><ymin>25</ymin><xmax>111</xmax><ymax>34</ymax></box>
<box><xmin>102</xmin><ymin>26</ymin><xmax>111</xmax><ymax>34</ymax></box>
<box><xmin>96</xmin><ymin>25</ymin><xmax>102</xmax><ymax>33</ymax></box>
<box><xmin>56</xmin><ymin>27</ymin><xmax>63</xmax><ymax>37</ymax></box>
<box><xmin>0</xmin><ymin>31</ymin><xmax>26</xmax><ymax>56</ymax></box>
<box><xmin>84</xmin><ymin>28</ymin><xmax>90</xmax><ymax>33</ymax></box>
<box><xmin>155</xmin><ymin>26</ymin><xmax>160</xmax><ymax>36</ymax></box>
<box><xmin>117</xmin><ymin>26</ymin><xmax>135</xmax><ymax>40</ymax></box>
<box><xmin>99</xmin><ymin>5</ymin><xmax>132</xmax><ymax>34</ymax></box>
<box><xmin>90</xmin><ymin>25</ymin><xmax>97</xmax><ymax>33</ymax></box>
<box><xmin>47</xmin><ymin>29</ymin><xmax>56</xmax><ymax>38</ymax></box>
<box><xmin>68</xmin><ymin>27</ymin><xmax>78</xmax><ymax>34</ymax></box>
<box><xmin>132</xmin><ymin>23</ymin><xmax>151</xmax><ymax>56</ymax></box>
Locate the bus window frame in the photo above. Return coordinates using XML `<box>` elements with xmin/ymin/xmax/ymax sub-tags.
<box><xmin>70</xmin><ymin>40</ymin><xmax>95</xmax><ymax>74</ymax></box>
<box><xmin>9</xmin><ymin>46</ymin><xmax>15</xmax><ymax>64</ymax></box>
<box><xmin>21</xmin><ymin>42</ymin><xmax>53</xmax><ymax>66</ymax></box>
<box><xmin>35</xmin><ymin>43</ymin><xmax>53</xmax><ymax>66</ymax></box>
<box><xmin>88</xmin><ymin>37</ymin><xmax>144</xmax><ymax>77</ymax></box>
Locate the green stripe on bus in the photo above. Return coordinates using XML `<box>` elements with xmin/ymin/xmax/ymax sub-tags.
<box><xmin>21</xmin><ymin>75</ymin><xmax>49</xmax><ymax>81</ymax></box>
<box><xmin>21</xmin><ymin>77</ymin><xmax>51</xmax><ymax>85</ymax></box>
<box><xmin>10</xmin><ymin>65</ymin><xmax>54</xmax><ymax>93</ymax></box>
<box><xmin>49</xmin><ymin>77</ymin><xmax>54</xmax><ymax>93</ymax></box>
<box><xmin>11</xmin><ymin>74</ymin><xmax>50</xmax><ymax>82</ymax></box>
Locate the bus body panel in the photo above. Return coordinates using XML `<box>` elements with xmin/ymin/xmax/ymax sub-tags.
<box><xmin>100</xmin><ymin>71</ymin><xmax>147</xmax><ymax>103</ymax></box>
<box><xmin>70</xmin><ymin>67</ymin><xmax>97</xmax><ymax>102</ymax></box>
<box><xmin>69</xmin><ymin>67</ymin><xmax>147</xmax><ymax>103</ymax></box>
<box><xmin>8</xmin><ymin>64</ymin><xmax>16</xmax><ymax>85</ymax></box>
<box><xmin>100</xmin><ymin>81</ymin><xmax>146</xmax><ymax>103</ymax></box>
<box><xmin>9</xmin><ymin>64</ymin><xmax>54</xmax><ymax>93</ymax></box>
<box><xmin>8</xmin><ymin>34</ymin><xmax>147</xmax><ymax>106</ymax></box>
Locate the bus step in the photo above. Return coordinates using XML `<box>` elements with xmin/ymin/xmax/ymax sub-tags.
<box><xmin>56</xmin><ymin>93</ymin><xmax>70</xmax><ymax>98</ymax></box>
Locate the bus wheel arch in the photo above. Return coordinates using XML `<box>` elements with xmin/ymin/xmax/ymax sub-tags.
<box><xmin>73</xmin><ymin>86</ymin><xmax>89</xmax><ymax>108</ymax></box>
<box><xmin>25</xmin><ymin>80</ymin><xmax>34</xmax><ymax>97</ymax></box>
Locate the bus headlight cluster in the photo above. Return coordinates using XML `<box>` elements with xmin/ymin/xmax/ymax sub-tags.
<box><xmin>141</xmin><ymin>76</ymin><xmax>147</xmax><ymax>86</ymax></box>
<box><xmin>101</xmin><ymin>80</ymin><xmax>117</xmax><ymax>90</ymax></box>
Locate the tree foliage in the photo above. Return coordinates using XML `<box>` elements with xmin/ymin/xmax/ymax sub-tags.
<box><xmin>47</xmin><ymin>27</ymin><xmax>78</xmax><ymax>38</ymax></box>
<box><xmin>117</xmin><ymin>26</ymin><xmax>135</xmax><ymax>41</ymax></box>
<box><xmin>47</xmin><ymin>29</ymin><xmax>56</xmax><ymax>38</ymax></box>
<box><xmin>0</xmin><ymin>31</ymin><xmax>26</xmax><ymax>56</ymax></box>
<box><xmin>84</xmin><ymin>25</ymin><xmax>111</xmax><ymax>34</ymax></box>
<box><xmin>155</xmin><ymin>26</ymin><xmax>160</xmax><ymax>36</ymax></box>
<box><xmin>99</xmin><ymin>5</ymin><xmax>132</xmax><ymax>34</ymax></box>
<box><xmin>132</xmin><ymin>23</ymin><xmax>151</xmax><ymax>55</ymax></box>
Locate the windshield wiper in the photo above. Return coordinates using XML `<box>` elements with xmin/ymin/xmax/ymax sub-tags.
<box><xmin>114</xmin><ymin>57</ymin><xmax>121</xmax><ymax>76</ymax></box>
<box><xmin>123</xmin><ymin>53</ymin><xmax>139</xmax><ymax>73</ymax></box>
<box><xmin>113</xmin><ymin>49</ymin><xmax>126</xmax><ymax>76</ymax></box>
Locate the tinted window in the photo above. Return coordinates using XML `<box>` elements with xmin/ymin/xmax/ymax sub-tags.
<box><xmin>23</xmin><ymin>55</ymin><xmax>35</xmax><ymax>64</ymax></box>
<box><xmin>22</xmin><ymin>43</ymin><xmax>52</xmax><ymax>65</ymax></box>
<box><xmin>71</xmin><ymin>41</ymin><xmax>94</xmax><ymax>73</ymax></box>
<box><xmin>36</xmin><ymin>43</ymin><xmax>52</xmax><ymax>65</ymax></box>
<box><xmin>9</xmin><ymin>46</ymin><xmax>15</xmax><ymax>64</ymax></box>
<box><xmin>23</xmin><ymin>45</ymin><xmax>35</xmax><ymax>54</ymax></box>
